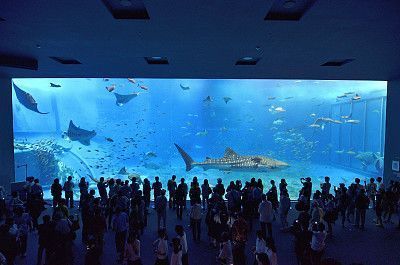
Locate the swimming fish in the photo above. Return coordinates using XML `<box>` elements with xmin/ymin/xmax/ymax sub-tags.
<box><xmin>180</xmin><ymin>84</ymin><xmax>190</xmax><ymax>90</ymax></box>
<box><xmin>310</xmin><ymin>113</ymin><xmax>317</xmax><ymax>117</ymax></box>
<box><xmin>127</xmin><ymin>78</ymin><xmax>136</xmax><ymax>84</ymax></box>
<box><xmin>105</xmin><ymin>137</ymin><xmax>114</xmax><ymax>142</ymax></box>
<box><xmin>174</xmin><ymin>143</ymin><xmax>289</xmax><ymax>172</ymax></box>
<box><xmin>13</xmin><ymin>83</ymin><xmax>49</xmax><ymax>114</ymax></box>
<box><xmin>223</xmin><ymin>97</ymin><xmax>232</xmax><ymax>104</ymax></box>
<box><xmin>337</xmin><ymin>94</ymin><xmax>347</xmax><ymax>99</ymax></box>
<box><xmin>62</xmin><ymin>120</ymin><xmax>96</xmax><ymax>146</ymax></box>
<box><xmin>274</xmin><ymin>107</ymin><xmax>286</xmax><ymax>113</ymax></box>
<box><xmin>352</xmin><ymin>94</ymin><xmax>361</xmax><ymax>101</ymax></box>
<box><xmin>139</xmin><ymin>85</ymin><xmax>148</xmax><ymax>90</ymax></box>
<box><xmin>114</xmin><ymin>92</ymin><xmax>139</xmax><ymax>106</ymax></box>
<box><xmin>50</xmin><ymin>82</ymin><xmax>61</xmax><ymax>88</ymax></box>
<box><xmin>272</xmin><ymin>119</ymin><xmax>284</xmax><ymax>126</ymax></box>
<box><xmin>196</xmin><ymin>130</ymin><xmax>208</xmax><ymax>137</ymax></box>
<box><xmin>344</xmin><ymin>92</ymin><xmax>355</xmax><ymax>95</ymax></box>
<box><xmin>345</xmin><ymin>119</ymin><xmax>360</xmax><ymax>124</ymax></box>
<box><xmin>106</xmin><ymin>85</ymin><xmax>116</xmax><ymax>92</ymax></box>
<box><xmin>203</xmin><ymin>96</ymin><xmax>213</xmax><ymax>103</ymax></box>
<box><xmin>118</xmin><ymin>167</ymin><xmax>129</xmax><ymax>175</ymax></box>
<box><xmin>268</xmin><ymin>96</ymin><xmax>276</xmax><ymax>100</ymax></box>
<box><xmin>145</xmin><ymin>151</ymin><xmax>157</xmax><ymax>157</ymax></box>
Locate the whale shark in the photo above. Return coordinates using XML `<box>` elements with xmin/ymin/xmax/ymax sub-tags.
<box><xmin>114</xmin><ymin>92</ymin><xmax>139</xmax><ymax>106</ymax></box>
<box><xmin>174</xmin><ymin>143</ymin><xmax>289</xmax><ymax>172</ymax></box>
<box><xmin>13</xmin><ymin>83</ymin><xmax>49</xmax><ymax>114</ymax></box>
<box><xmin>62</xmin><ymin>120</ymin><xmax>96</xmax><ymax>146</ymax></box>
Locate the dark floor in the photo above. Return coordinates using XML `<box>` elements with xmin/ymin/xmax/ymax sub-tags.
<box><xmin>13</xmin><ymin>203</ymin><xmax>400</xmax><ymax>265</ymax></box>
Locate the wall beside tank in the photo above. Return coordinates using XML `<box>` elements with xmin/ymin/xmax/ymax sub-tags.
<box><xmin>0</xmin><ymin>78</ymin><xmax>15</xmax><ymax>192</ymax></box>
<box><xmin>384</xmin><ymin>79</ymin><xmax>400</xmax><ymax>185</ymax></box>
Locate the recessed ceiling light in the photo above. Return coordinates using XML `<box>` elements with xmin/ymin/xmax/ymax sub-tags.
<box><xmin>36</xmin><ymin>44</ymin><xmax>41</xmax><ymax>49</ymax></box>
<box><xmin>283</xmin><ymin>0</ymin><xmax>297</xmax><ymax>9</ymax></box>
<box><xmin>235</xmin><ymin>57</ymin><xmax>261</xmax><ymax>66</ymax></box>
<box><xmin>145</xmin><ymin>57</ymin><xmax>169</xmax><ymax>65</ymax></box>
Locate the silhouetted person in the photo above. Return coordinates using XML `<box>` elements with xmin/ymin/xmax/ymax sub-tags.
<box><xmin>51</xmin><ymin>178</ymin><xmax>62</xmax><ymax>208</ymax></box>
<box><xmin>63</xmin><ymin>176</ymin><xmax>74</xmax><ymax>208</ymax></box>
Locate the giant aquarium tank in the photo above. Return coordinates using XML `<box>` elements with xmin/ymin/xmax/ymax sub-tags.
<box><xmin>12</xmin><ymin>78</ymin><xmax>387</xmax><ymax>199</ymax></box>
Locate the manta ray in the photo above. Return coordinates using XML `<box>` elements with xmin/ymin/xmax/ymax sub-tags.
<box><xmin>118</xmin><ymin>167</ymin><xmax>129</xmax><ymax>175</ymax></box>
<box><xmin>114</xmin><ymin>92</ymin><xmax>139</xmax><ymax>106</ymax></box>
<box><xmin>62</xmin><ymin>120</ymin><xmax>96</xmax><ymax>146</ymax></box>
<box><xmin>174</xmin><ymin>143</ymin><xmax>289</xmax><ymax>172</ymax></box>
<box><xmin>223</xmin><ymin>97</ymin><xmax>232</xmax><ymax>104</ymax></box>
<box><xmin>13</xmin><ymin>83</ymin><xmax>49</xmax><ymax>114</ymax></box>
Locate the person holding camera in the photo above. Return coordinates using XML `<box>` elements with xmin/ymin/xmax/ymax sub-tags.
<box><xmin>310</xmin><ymin>222</ymin><xmax>327</xmax><ymax>265</ymax></box>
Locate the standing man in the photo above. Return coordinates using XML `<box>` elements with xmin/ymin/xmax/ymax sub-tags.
<box><xmin>51</xmin><ymin>178</ymin><xmax>62</xmax><ymax>207</ymax></box>
<box><xmin>97</xmin><ymin>177</ymin><xmax>108</xmax><ymax>203</ymax></box>
<box><xmin>152</xmin><ymin>176</ymin><xmax>163</xmax><ymax>203</ymax></box>
<box><xmin>355</xmin><ymin>189</ymin><xmax>369</xmax><ymax>230</ymax></box>
<box><xmin>112</xmin><ymin>207</ymin><xmax>129</xmax><ymax>263</ymax></box>
<box><xmin>63</xmin><ymin>176</ymin><xmax>75</xmax><ymax>208</ymax></box>
<box><xmin>168</xmin><ymin>175</ymin><xmax>177</xmax><ymax>209</ymax></box>
<box><xmin>155</xmin><ymin>189</ymin><xmax>168</xmax><ymax>229</ymax></box>
<box><xmin>365</xmin><ymin>178</ymin><xmax>377</xmax><ymax>209</ymax></box>
<box><xmin>258</xmin><ymin>194</ymin><xmax>273</xmax><ymax>239</ymax></box>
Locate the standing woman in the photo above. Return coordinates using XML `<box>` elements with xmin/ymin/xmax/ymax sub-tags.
<box><xmin>153</xmin><ymin>229</ymin><xmax>169</xmax><ymax>265</ymax></box>
<box><xmin>124</xmin><ymin>232</ymin><xmax>142</xmax><ymax>265</ymax></box>
<box><xmin>143</xmin><ymin>178</ymin><xmax>151</xmax><ymax>209</ymax></box>
<box><xmin>175</xmin><ymin>225</ymin><xmax>188</xmax><ymax>265</ymax></box>
<box><xmin>78</xmin><ymin>177</ymin><xmax>89</xmax><ymax>210</ymax></box>
<box><xmin>170</xmin><ymin>238</ymin><xmax>183</xmax><ymax>265</ymax></box>
<box><xmin>201</xmin><ymin>179</ymin><xmax>212</xmax><ymax>209</ymax></box>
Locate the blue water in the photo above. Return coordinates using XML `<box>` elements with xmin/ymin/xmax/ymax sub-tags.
<box><xmin>12</xmin><ymin>78</ymin><xmax>387</xmax><ymax>199</ymax></box>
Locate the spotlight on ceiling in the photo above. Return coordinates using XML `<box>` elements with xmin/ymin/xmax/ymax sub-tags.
<box><xmin>120</xmin><ymin>0</ymin><xmax>132</xmax><ymax>7</ymax></box>
<box><xmin>235</xmin><ymin>57</ymin><xmax>261</xmax><ymax>66</ymax></box>
<box><xmin>145</xmin><ymin>57</ymin><xmax>169</xmax><ymax>65</ymax></box>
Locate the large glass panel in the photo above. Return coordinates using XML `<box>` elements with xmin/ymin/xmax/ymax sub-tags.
<box><xmin>11</xmin><ymin>79</ymin><xmax>387</xmax><ymax>198</ymax></box>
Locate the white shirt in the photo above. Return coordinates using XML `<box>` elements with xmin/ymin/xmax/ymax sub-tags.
<box><xmin>154</xmin><ymin>238</ymin><xmax>168</xmax><ymax>259</ymax></box>
<box><xmin>266</xmin><ymin>248</ymin><xmax>278</xmax><ymax>265</ymax></box>
<box><xmin>125</xmin><ymin>240</ymin><xmax>140</xmax><ymax>261</ymax></box>
<box><xmin>258</xmin><ymin>200</ymin><xmax>273</xmax><ymax>223</ymax></box>
<box><xmin>170</xmin><ymin>250</ymin><xmax>183</xmax><ymax>265</ymax></box>
<box><xmin>218</xmin><ymin>241</ymin><xmax>233</xmax><ymax>264</ymax></box>
<box><xmin>311</xmin><ymin>231</ymin><xmax>327</xmax><ymax>251</ymax></box>
<box><xmin>255</xmin><ymin>238</ymin><xmax>267</xmax><ymax>254</ymax></box>
<box><xmin>178</xmin><ymin>232</ymin><xmax>188</xmax><ymax>254</ymax></box>
<box><xmin>190</xmin><ymin>204</ymin><xmax>202</xmax><ymax>220</ymax></box>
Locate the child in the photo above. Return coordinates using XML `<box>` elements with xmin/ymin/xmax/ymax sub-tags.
<box><xmin>124</xmin><ymin>233</ymin><xmax>141</xmax><ymax>265</ymax></box>
<box><xmin>171</xmin><ymin>237</ymin><xmax>183</xmax><ymax>265</ymax></box>
<box><xmin>175</xmin><ymin>225</ymin><xmax>188</xmax><ymax>265</ymax></box>
<box><xmin>217</xmin><ymin>232</ymin><xmax>233</xmax><ymax>265</ymax></box>
<box><xmin>153</xmin><ymin>229</ymin><xmax>168</xmax><ymax>265</ymax></box>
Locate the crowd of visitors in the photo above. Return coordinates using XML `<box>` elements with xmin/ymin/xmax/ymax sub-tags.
<box><xmin>0</xmin><ymin>174</ymin><xmax>399</xmax><ymax>265</ymax></box>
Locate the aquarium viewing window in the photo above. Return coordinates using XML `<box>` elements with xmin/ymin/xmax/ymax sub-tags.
<box><xmin>11</xmin><ymin>78</ymin><xmax>387</xmax><ymax>199</ymax></box>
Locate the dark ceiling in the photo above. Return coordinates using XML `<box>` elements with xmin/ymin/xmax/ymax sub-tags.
<box><xmin>0</xmin><ymin>0</ymin><xmax>400</xmax><ymax>80</ymax></box>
